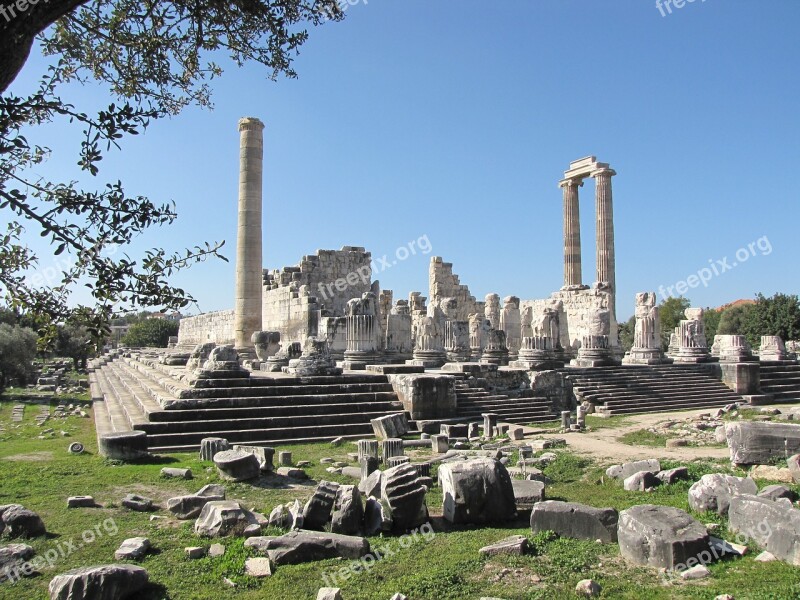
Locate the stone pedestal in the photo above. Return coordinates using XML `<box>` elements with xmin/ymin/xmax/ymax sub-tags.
<box><xmin>343</xmin><ymin>314</ymin><xmax>382</xmax><ymax>370</ymax></box>
<box><xmin>482</xmin><ymin>413</ymin><xmax>498</xmax><ymax>438</ymax></box>
<box><xmin>717</xmin><ymin>335</ymin><xmax>756</xmax><ymax>363</ymax></box>
<box><xmin>382</xmin><ymin>439</ymin><xmax>404</xmax><ymax>463</ymax></box>
<box><xmin>623</xmin><ymin>292</ymin><xmax>669</xmax><ymax>365</ymax></box>
<box><xmin>385</xmin><ymin>301</ymin><xmax>413</xmax><ymax>363</ymax></box>
<box><xmin>480</xmin><ymin>329</ymin><xmax>510</xmax><ymax>366</ymax></box>
<box><xmin>500</xmin><ymin>296</ymin><xmax>521</xmax><ymax>359</ymax></box>
<box><xmin>510</xmin><ymin>336</ymin><xmax>565</xmax><ymax>370</ymax></box>
<box><xmin>760</xmin><ymin>336</ymin><xmax>789</xmax><ymax>361</ymax></box>
<box><xmin>673</xmin><ymin>309</ymin><xmax>710</xmax><ymax>364</ymax></box>
<box><xmin>469</xmin><ymin>314</ymin><xmax>491</xmax><ymax>362</ymax></box>
<box><xmin>357</xmin><ymin>440</ymin><xmax>379</xmax><ymax>461</ymax></box>
<box><xmin>284</xmin><ymin>337</ymin><xmax>341</xmax><ymax>376</ymax></box>
<box><xmin>262</xmin><ymin>342</ymin><xmax>301</xmax><ymax>372</ymax></box>
<box><xmin>571</xmin><ymin>335</ymin><xmax>616</xmax><ymax>367</ymax></box>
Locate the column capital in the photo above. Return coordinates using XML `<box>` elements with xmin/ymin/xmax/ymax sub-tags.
<box><xmin>590</xmin><ymin>167</ymin><xmax>616</xmax><ymax>179</ymax></box>
<box><xmin>238</xmin><ymin>117</ymin><xmax>265</xmax><ymax>132</ymax></box>
<box><xmin>558</xmin><ymin>177</ymin><xmax>585</xmax><ymax>189</ymax></box>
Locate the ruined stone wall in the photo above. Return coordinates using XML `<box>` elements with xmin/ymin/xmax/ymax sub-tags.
<box><xmin>521</xmin><ymin>287</ymin><xmax>619</xmax><ymax>355</ymax></box>
<box><xmin>262</xmin><ymin>247</ymin><xmax>373</xmax><ymax>344</ymax></box>
<box><xmin>177</xmin><ymin>310</ymin><xmax>236</xmax><ymax>346</ymax></box>
<box><xmin>428</xmin><ymin>256</ymin><xmax>482</xmax><ymax>319</ymax></box>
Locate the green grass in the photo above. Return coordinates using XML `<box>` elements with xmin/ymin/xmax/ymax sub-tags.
<box><xmin>618</xmin><ymin>428</ymin><xmax>672</xmax><ymax>447</ymax></box>
<box><xmin>584</xmin><ymin>415</ymin><xmax>634</xmax><ymax>430</ymax></box>
<box><xmin>3</xmin><ymin>389</ymin><xmax>800</xmax><ymax>599</ymax></box>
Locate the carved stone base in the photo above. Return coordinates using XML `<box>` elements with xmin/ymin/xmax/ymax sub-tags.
<box><xmin>622</xmin><ymin>348</ymin><xmax>671</xmax><ymax>365</ymax></box>
<box><xmin>480</xmin><ymin>349</ymin><xmax>509</xmax><ymax>367</ymax></box>
<box><xmin>509</xmin><ymin>357</ymin><xmax>565</xmax><ymax>370</ymax></box>
<box><xmin>342</xmin><ymin>351</ymin><xmax>382</xmax><ymax>371</ymax></box>
<box><xmin>673</xmin><ymin>347</ymin><xmax>711</xmax><ymax>363</ymax></box>
<box><xmin>262</xmin><ymin>358</ymin><xmax>288</xmax><ymax>372</ymax></box>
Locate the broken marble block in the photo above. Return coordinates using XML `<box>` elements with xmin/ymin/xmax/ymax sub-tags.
<box><xmin>48</xmin><ymin>565</ymin><xmax>149</xmax><ymax>600</ymax></box>
<box><xmin>530</xmin><ymin>501</ymin><xmax>618</xmax><ymax>543</ymax></box>
<box><xmin>213</xmin><ymin>450</ymin><xmax>260</xmax><ymax>482</ymax></box>
<box><xmin>380</xmin><ymin>463</ymin><xmax>428</xmax><ymax>532</ymax></box>
<box><xmin>725</xmin><ymin>421</ymin><xmax>800</xmax><ymax>466</ymax></box>
<box><xmin>263</xmin><ymin>530</ymin><xmax>371</xmax><ymax>566</ymax></box>
<box><xmin>194</xmin><ymin>501</ymin><xmax>259</xmax><ymax>537</ymax></box>
<box><xmin>687</xmin><ymin>473</ymin><xmax>757</xmax><ymax>516</ymax></box>
<box><xmin>438</xmin><ymin>457</ymin><xmax>516</xmax><ymax>524</ymax></box>
<box><xmin>302</xmin><ymin>481</ymin><xmax>340</xmax><ymax>531</ymax></box>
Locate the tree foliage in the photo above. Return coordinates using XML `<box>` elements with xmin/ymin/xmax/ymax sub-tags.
<box><xmin>618</xmin><ymin>315</ymin><xmax>635</xmax><ymax>353</ymax></box>
<box><xmin>717</xmin><ymin>304</ymin><xmax>754</xmax><ymax>337</ymax></box>
<box><xmin>120</xmin><ymin>318</ymin><xmax>179</xmax><ymax>348</ymax></box>
<box><xmin>0</xmin><ymin>323</ymin><xmax>38</xmax><ymax>389</ymax></box>
<box><xmin>1</xmin><ymin>0</ymin><xmax>344</xmax><ymax>346</ymax></box>
<box><xmin>56</xmin><ymin>322</ymin><xmax>95</xmax><ymax>370</ymax></box>
<box><xmin>703</xmin><ymin>308</ymin><xmax>721</xmax><ymax>347</ymax></box>
<box><xmin>742</xmin><ymin>293</ymin><xmax>800</xmax><ymax>349</ymax></box>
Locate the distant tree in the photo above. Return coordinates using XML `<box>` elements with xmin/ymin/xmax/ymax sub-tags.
<box><xmin>0</xmin><ymin>323</ymin><xmax>38</xmax><ymax>390</ymax></box>
<box><xmin>717</xmin><ymin>304</ymin><xmax>754</xmax><ymax>337</ymax></box>
<box><xmin>121</xmin><ymin>319</ymin><xmax>179</xmax><ymax>348</ymax></box>
<box><xmin>658</xmin><ymin>296</ymin><xmax>691</xmax><ymax>351</ymax></box>
<box><xmin>742</xmin><ymin>293</ymin><xmax>800</xmax><ymax>348</ymax></box>
<box><xmin>56</xmin><ymin>323</ymin><xmax>95</xmax><ymax>370</ymax></box>
<box><xmin>618</xmin><ymin>315</ymin><xmax>635</xmax><ymax>353</ymax></box>
<box><xmin>703</xmin><ymin>308</ymin><xmax>722</xmax><ymax>347</ymax></box>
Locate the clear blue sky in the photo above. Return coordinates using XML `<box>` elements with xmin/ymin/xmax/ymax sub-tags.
<box><xmin>9</xmin><ymin>0</ymin><xmax>800</xmax><ymax>320</ymax></box>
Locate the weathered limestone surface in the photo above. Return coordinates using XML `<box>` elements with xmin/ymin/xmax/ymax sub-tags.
<box><xmin>264</xmin><ymin>530</ymin><xmax>370</xmax><ymax>566</ymax></box>
<box><xmin>98</xmin><ymin>431</ymin><xmax>149</xmax><ymax>461</ymax></box>
<box><xmin>386</xmin><ymin>374</ymin><xmax>456</xmax><ymax>420</ymax></box>
<box><xmin>728</xmin><ymin>494</ymin><xmax>800</xmax><ymax>565</ymax></box>
<box><xmin>530</xmin><ymin>501</ymin><xmax>618</xmax><ymax>543</ymax></box>
<box><xmin>725</xmin><ymin>421</ymin><xmax>800</xmax><ymax>465</ymax></box>
<box><xmin>428</xmin><ymin>257</ymin><xmax>481</xmax><ymax>321</ymax></box>
<box><xmin>617</xmin><ymin>505</ymin><xmax>709</xmax><ymax>569</ymax></box>
<box><xmin>438</xmin><ymin>458</ymin><xmax>516</xmax><ymax>524</ymax></box>
<box><xmin>48</xmin><ymin>565</ymin><xmax>149</xmax><ymax>600</ymax></box>
<box><xmin>178</xmin><ymin>311</ymin><xmax>235</xmax><ymax>347</ymax></box>
<box><xmin>623</xmin><ymin>292</ymin><xmax>668</xmax><ymax>365</ymax></box>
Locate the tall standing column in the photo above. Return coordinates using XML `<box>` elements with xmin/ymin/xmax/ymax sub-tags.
<box><xmin>234</xmin><ymin>117</ymin><xmax>264</xmax><ymax>351</ymax></box>
<box><xmin>592</xmin><ymin>168</ymin><xmax>616</xmax><ymax>296</ymax></box>
<box><xmin>560</xmin><ymin>178</ymin><xmax>583</xmax><ymax>288</ymax></box>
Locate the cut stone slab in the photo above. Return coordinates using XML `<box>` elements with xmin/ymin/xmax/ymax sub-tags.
<box><xmin>358</xmin><ymin>469</ymin><xmax>382</xmax><ymax>498</ymax></box>
<box><xmin>530</xmin><ymin>501</ymin><xmax>618</xmax><ymax>543</ymax></box>
<box><xmin>478</xmin><ymin>535</ymin><xmax>528</xmax><ymax>557</ymax></box>
<box><xmin>194</xmin><ymin>501</ymin><xmax>258</xmax><ymax>537</ymax></box>
<box><xmin>48</xmin><ymin>564</ymin><xmax>149</xmax><ymax>600</ymax></box>
<box><xmin>167</xmin><ymin>491</ymin><xmax>225</xmax><ymax>520</ymax></box>
<box><xmin>200</xmin><ymin>437</ymin><xmax>230</xmax><ymax>461</ymax></box>
<box><xmin>264</xmin><ymin>530</ymin><xmax>371</xmax><ymax>566</ymax></box>
<box><xmin>317</xmin><ymin>588</ymin><xmax>343</xmax><ymax>600</ymax></box>
<box><xmin>244</xmin><ymin>536</ymin><xmax>276</xmax><ymax>555</ymax></box>
<box><xmin>161</xmin><ymin>467</ymin><xmax>193</xmax><ymax>480</ymax></box>
<box><xmin>244</xmin><ymin>557</ymin><xmax>272</xmax><ymax>577</ymax></box>
<box><xmin>749</xmin><ymin>465</ymin><xmax>794</xmax><ymax>484</ymax></box>
<box><xmin>214</xmin><ymin>450</ymin><xmax>260</xmax><ymax>482</ymax></box>
<box><xmin>114</xmin><ymin>537</ymin><xmax>150</xmax><ymax>561</ymax></box>
<box><xmin>788</xmin><ymin>453</ymin><xmax>800</xmax><ymax>483</ymax></box>
<box><xmin>67</xmin><ymin>496</ymin><xmax>96</xmax><ymax>508</ymax></box>
<box><xmin>184</xmin><ymin>546</ymin><xmax>206</xmax><ymax>559</ymax></box>
<box><xmin>617</xmin><ymin>504</ymin><xmax>710</xmax><ymax>569</ymax></box>
<box><xmin>623</xmin><ymin>471</ymin><xmax>660</xmax><ymax>492</ymax></box>
<box><xmin>725</xmin><ymin>422</ymin><xmax>800</xmax><ymax>466</ymax></box>
<box><xmin>364</xmin><ymin>496</ymin><xmax>393</xmax><ymax>535</ymax></box>
<box><xmin>575</xmin><ymin>579</ymin><xmax>602</xmax><ymax>597</ymax></box>
<box><xmin>438</xmin><ymin>458</ymin><xmax>516</xmax><ymax>524</ymax></box>
<box><xmin>606</xmin><ymin>459</ymin><xmax>661</xmax><ymax>480</ymax></box>
<box><xmin>681</xmin><ymin>564</ymin><xmax>711</xmax><ymax>580</ymax></box>
<box><xmin>277</xmin><ymin>466</ymin><xmax>307</xmax><ymax>479</ymax></box>
<box><xmin>121</xmin><ymin>494</ymin><xmax>153</xmax><ymax>512</ymax></box>
<box><xmin>511</xmin><ymin>479</ymin><xmax>545</xmax><ymax>508</ymax></box>
<box><xmin>728</xmin><ymin>494</ymin><xmax>800</xmax><ymax>565</ymax></box>
<box><xmin>688</xmin><ymin>473</ymin><xmax>757</xmax><ymax>516</ymax></box>
<box><xmin>0</xmin><ymin>504</ymin><xmax>46</xmax><ymax>538</ymax></box>
<box><xmin>208</xmin><ymin>543</ymin><xmax>225</xmax><ymax>558</ymax></box>
<box><xmin>371</xmin><ymin>413</ymin><xmax>410</xmax><ymax>440</ymax></box>
<box><xmin>755</xmin><ymin>550</ymin><xmax>777</xmax><ymax>563</ymax></box>
<box><xmin>232</xmin><ymin>445</ymin><xmax>275</xmax><ymax>472</ymax></box>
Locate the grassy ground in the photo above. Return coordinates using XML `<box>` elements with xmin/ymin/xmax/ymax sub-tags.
<box><xmin>2</xmin><ymin>389</ymin><xmax>800</xmax><ymax>599</ymax></box>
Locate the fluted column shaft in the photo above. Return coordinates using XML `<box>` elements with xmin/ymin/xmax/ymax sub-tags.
<box><xmin>235</xmin><ymin>117</ymin><xmax>265</xmax><ymax>349</ymax></box>
<box><xmin>592</xmin><ymin>168</ymin><xmax>616</xmax><ymax>295</ymax></box>
<box><xmin>560</xmin><ymin>178</ymin><xmax>583</xmax><ymax>287</ymax></box>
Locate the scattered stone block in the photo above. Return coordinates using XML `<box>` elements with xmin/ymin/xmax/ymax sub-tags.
<box><xmin>0</xmin><ymin>504</ymin><xmax>46</xmax><ymax>538</ymax></box>
<box><xmin>98</xmin><ymin>431</ymin><xmax>149</xmax><ymax>461</ymax></box>
<box><xmin>194</xmin><ymin>501</ymin><xmax>259</xmax><ymax>537</ymax></box>
<box><xmin>0</xmin><ymin>543</ymin><xmax>35</xmax><ymax>582</ymax></box>
<box><xmin>277</xmin><ymin>466</ymin><xmax>307</xmax><ymax>479</ymax></box>
<box><xmin>681</xmin><ymin>564</ymin><xmax>711</xmax><ymax>580</ymax></box>
<box><xmin>755</xmin><ymin>550</ymin><xmax>777</xmax><ymax>562</ymax></box>
<box><xmin>114</xmin><ymin>537</ymin><xmax>150</xmax><ymax>561</ymax></box>
<box><xmin>199</xmin><ymin>437</ymin><xmax>230</xmax><ymax>461</ymax></box>
<box><xmin>263</xmin><ymin>530</ymin><xmax>371</xmax><ymax>566</ymax></box>
<box><xmin>606</xmin><ymin>459</ymin><xmax>661</xmax><ymax>480</ymax></box>
<box><xmin>725</xmin><ymin>422</ymin><xmax>800</xmax><ymax>466</ymax></box>
<box><xmin>358</xmin><ymin>469</ymin><xmax>382</xmax><ymax>498</ymax></box>
<box><xmin>161</xmin><ymin>467</ymin><xmax>193</xmax><ymax>480</ymax></box>
<box><xmin>208</xmin><ymin>543</ymin><xmax>225</xmax><ymax>558</ymax></box>
<box><xmin>749</xmin><ymin>465</ymin><xmax>794</xmax><ymax>483</ymax></box>
<box><xmin>530</xmin><ymin>501</ymin><xmax>618</xmax><ymax>543</ymax></box>
<box><xmin>381</xmin><ymin>463</ymin><xmax>428</xmax><ymax>531</ymax></box>
<box><xmin>67</xmin><ymin>496</ymin><xmax>96</xmax><ymax>508</ymax></box>
<box><xmin>303</xmin><ymin>481</ymin><xmax>340</xmax><ymax>531</ymax></box>
<box><xmin>688</xmin><ymin>474</ymin><xmax>757</xmax><ymax>515</ymax></box>
<box><xmin>371</xmin><ymin>413</ymin><xmax>410</xmax><ymax>440</ymax></box>
<box><xmin>439</xmin><ymin>458</ymin><xmax>516</xmax><ymax>524</ymax></box>
<box><xmin>48</xmin><ymin>565</ymin><xmax>149</xmax><ymax>600</ymax></box>
<box><xmin>575</xmin><ymin>579</ymin><xmax>602</xmax><ymax>597</ymax></box>
<box><xmin>478</xmin><ymin>535</ymin><xmax>528</xmax><ymax>557</ymax></box>
<box><xmin>317</xmin><ymin>588</ymin><xmax>343</xmax><ymax>600</ymax></box>
<box><xmin>728</xmin><ymin>494</ymin><xmax>800</xmax><ymax>565</ymax></box>
<box><xmin>364</xmin><ymin>496</ymin><xmax>393</xmax><ymax>535</ymax></box>
<box><xmin>214</xmin><ymin>450</ymin><xmax>260</xmax><ymax>482</ymax></box>
<box><xmin>185</xmin><ymin>547</ymin><xmax>206</xmax><ymax>559</ymax></box>
<box><xmin>758</xmin><ymin>484</ymin><xmax>799</xmax><ymax>502</ymax></box>
<box><xmin>331</xmin><ymin>485</ymin><xmax>364</xmax><ymax>536</ymax></box>
<box><xmin>278</xmin><ymin>451</ymin><xmax>293</xmax><ymax>466</ymax></box>
<box><xmin>244</xmin><ymin>557</ymin><xmax>272</xmax><ymax>578</ymax></box>
<box><xmin>623</xmin><ymin>471</ymin><xmax>660</xmax><ymax>492</ymax></box>
<box><xmin>656</xmin><ymin>467</ymin><xmax>689</xmax><ymax>485</ymax></box>
<box><xmin>511</xmin><ymin>479</ymin><xmax>545</xmax><ymax>508</ymax></box>
<box><xmin>617</xmin><ymin>504</ymin><xmax>709</xmax><ymax>569</ymax></box>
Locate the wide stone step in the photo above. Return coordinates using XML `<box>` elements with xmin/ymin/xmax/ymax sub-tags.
<box><xmin>600</xmin><ymin>392</ymin><xmax>741</xmax><ymax>409</ymax></box>
<box><xmin>143</xmin><ymin>422</ymin><xmax>377</xmax><ymax>448</ymax></box>
<box><xmin>179</xmin><ymin>381</ymin><xmax>395</xmax><ymax>399</ymax></box>
<box><xmin>596</xmin><ymin>397</ymin><xmax>737</xmax><ymax>417</ymax></box>
<box><xmin>106</xmin><ymin>364</ymin><xmax>167</xmax><ymax>419</ymax></box>
<box><xmin>160</xmin><ymin>391</ymin><xmax>401</xmax><ymax>411</ymax></box>
<box><xmin>579</xmin><ymin>388</ymin><xmax>740</xmax><ymax>402</ymax></box>
<box><xmin>94</xmin><ymin>370</ymin><xmax>145</xmax><ymax>431</ymax></box>
<box><xmin>575</xmin><ymin>383</ymin><xmax>734</xmax><ymax>397</ymax></box>
<box><xmin>147</xmin><ymin>432</ymin><xmax>369</xmax><ymax>453</ymax></box>
<box><xmin>137</xmin><ymin>409</ymin><xmax>401</xmax><ymax>434</ymax></box>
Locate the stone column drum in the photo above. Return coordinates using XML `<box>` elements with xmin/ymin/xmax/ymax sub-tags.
<box><xmin>592</xmin><ymin>167</ymin><xmax>616</xmax><ymax>295</ymax></box>
<box><xmin>234</xmin><ymin>117</ymin><xmax>264</xmax><ymax>353</ymax></box>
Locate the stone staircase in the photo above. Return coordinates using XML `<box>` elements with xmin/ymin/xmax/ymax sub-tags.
<box><xmin>90</xmin><ymin>354</ymin><xmax>405</xmax><ymax>453</ymax></box>
<box><xmin>565</xmin><ymin>364</ymin><xmax>743</xmax><ymax>417</ymax></box>
<box><xmin>454</xmin><ymin>377</ymin><xmax>559</xmax><ymax>425</ymax></box>
<box><xmin>758</xmin><ymin>362</ymin><xmax>800</xmax><ymax>403</ymax></box>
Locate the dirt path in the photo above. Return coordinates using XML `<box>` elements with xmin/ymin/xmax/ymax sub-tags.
<box><xmin>518</xmin><ymin>408</ymin><xmax>731</xmax><ymax>465</ymax></box>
